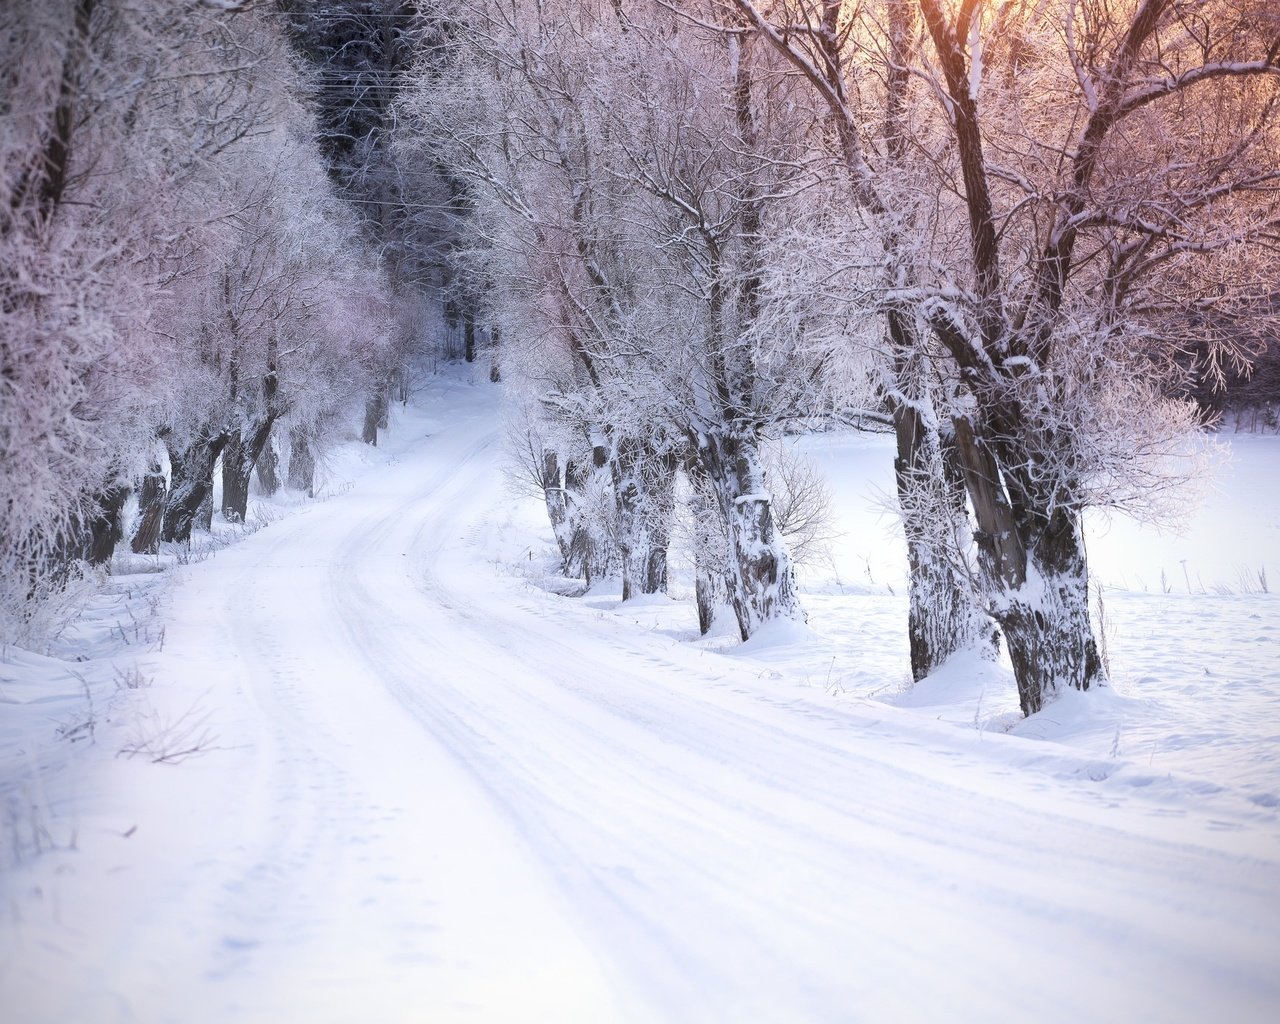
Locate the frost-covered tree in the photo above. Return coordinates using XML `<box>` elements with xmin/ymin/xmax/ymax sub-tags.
<box><xmin>156</xmin><ymin>127</ymin><xmax>397</xmax><ymax>542</ymax></box>
<box><xmin>903</xmin><ymin>0</ymin><xmax>1280</xmax><ymax>713</ymax></box>
<box><xmin>1</xmin><ymin>0</ymin><xmax>400</xmax><ymax>641</ymax></box>
<box><xmin>413</xmin><ymin>0</ymin><xmax>863</xmax><ymax>636</ymax></box>
<box><xmin>411</xmin><ymin>0</ymin><xmax>687</xmax><ymax>601</ymax></box>
<box><xmin>1</xmin><ymin>0</ymin><xmax>288</xmax><ymax>636</ymax></box>
<box><xmin>725</xmin><ymin>0</ymin><xmax>1279</xmax><ymax>713</ymax></box>
<box><xmin>726</xmin><ymin>0</ymin><xmax>994</xmax><ymax>680</ymax></box>
<box><xmin>281</xmin><ymin>0</ymin><xmax>455</xmax><ymax>435</ymax></box>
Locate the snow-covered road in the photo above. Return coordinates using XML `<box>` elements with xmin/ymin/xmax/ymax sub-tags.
<box><xmin>7</xmin><ymin>375</ymin><xmax>1280</xmax><ymax>1023</ymax></box>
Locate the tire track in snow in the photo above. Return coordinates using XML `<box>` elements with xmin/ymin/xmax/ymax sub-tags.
<box><xmin>80</xmin><ymin>380</ymin><xmax>1280</xmax><ymax>1024</ymax></box>
<box><xmin>322</xmin><ymin>405</ymin><xmax>1280</xmax><ymax>1023</ymax></box>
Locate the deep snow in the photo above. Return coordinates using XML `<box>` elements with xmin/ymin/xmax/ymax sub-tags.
<box><xmin>2</xmin><ymin>368</ymin><xmax>1278</xmax><ymax>1022</ymax></box>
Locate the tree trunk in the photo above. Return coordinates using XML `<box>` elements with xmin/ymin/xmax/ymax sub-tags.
<box><xmin>682</xmin><ymin>454</ymin><xmax>731</xmax><ymax>635</ymax></box>
<box><xmin>463</xmin><ymin>309</ymin><xmax>476</xmax><ymax>363</ymax></box>
<box><xmin>288</xmin><ymin>425</ymin><xmax>315</xmax><ymax>497</ymax></box>
<box><xmin>999</xmin><ymin>520</ymin><xmax>1102</xmax><ymax>717</ymax></box>
<box><xmin>540</xmin><ymin>449</ymin><xmax>575</xmax><ymax>566</ymax></box>
<box><xmin>221</xmin><ymin>431</ymin><xmax>250</xmax><ymax>524</ymax></box>
<box><xmin>696</xmin><ymin>429</ymin><xmax>803</xmax><ymax>641</ymax></box>
<box><xmin>890</xmin><ymin>401</ymin><xmax>992</xmax><ymax>680</ymax></box>
<box><xmin>951</xmin><ymin>416</ymin><xmax>1102</xmax><ymax>715</ymax></box>
<box><xmin>221</xmin><ymin>416</ymin><xmax>277</xmax><ymax>525</ymax></box>
<box><xmin>612</xmin><ymin>440</ymin><xmax>674</xmax><ymax>601</ymax></box>
<box><xmin>196</xmin><ymin>485</ymin><xmax>214</xmax><ymax>534</ymax></box>
<box><xmin>694</xmin><ymin>572</ymin><xmax>727</xmax><ymax>635</ymax></box>
<box><xmin>561</xmin><ymin>451</ymin><xmax>614</xmax><ymax>584</ymax></box>
<box><xmin>882</xmin><ymin>311</ymin><xmax>994</xmax><ymax>681</ymax></box>
<box><xmin>131</xmin><ymin>462</ymin><xmax>167</xmax><ymax>554</ymax></box>
<box><xmin>362</xmin><ymin>390</ymin><xmax>386</xmax><ymax>445</ymax></box>
<box><xmin>85</xmin><ymin>484</ymin><xmax>128</xmax><ymax>566</ymax></box>
<box><xmin>162</xmin><ymin>432</ymin><xmax>229</xmax><ymax>543</ymax></box>
<box><xmin>255</xmin><ymin>434</ymin><xmax>280</xmax><ymax>496</ymax></box>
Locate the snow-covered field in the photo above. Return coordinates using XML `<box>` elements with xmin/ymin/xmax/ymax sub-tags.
<box><xmin>3</xmin><ymin>368</ymin><xmax>1278</xmax><ymax>1023</ymax></box>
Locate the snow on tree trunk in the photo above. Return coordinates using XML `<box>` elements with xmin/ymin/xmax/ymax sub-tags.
<box><xmin>683</xmin><ymin>455</ymin><xmax>733</xmax><ymax>636</ymax></box>
<box><xmin>891</xmin><ymin>400</ymin><xmax>993</xmax><ymax>681</ymax></box>
<box><xmin>288</xmin><ymin>426</ymin><xmax>315</xmax><ymax>497</ymax></box>
<box><xmin>464</xmin><ymin>309</ymin><xmax>476</xmax><ymax>363</ymax></box>
<box><xmin>612</xmin><ymin>440</ymin><xmax>674</xmax><ymax>602</ymax></box>
<box><xmin>540</xmin><ymin>449</ymin><xmax>576</xmax><ymax>568</ymax></box>
<box><xmin>221</xmin><ymin>431</ymin><xmax>251</xmax><ymax>525</ymax></box>
<box><xmin>85</xmin><ymin>485</ymin><xmax>129</xmax><ymax>566</ymax></box>
<box><xmin>951</xmin><ymin>417</ymin><xmax>1102</xmax><ymax>716</ymax></box>
<box><xmin>697</xmin><ymin>430</ymin><xmax>803</xmax><ymax>641</ymax></box>
<box><xmin>255</xmin><ymin>435</ymin><xmax>280</xmax><ymax>496</ymax></box>
<box><xmin>131</xmin><ymin>463</ymin><xmax>167</xmax><ymax>555</ymax></box>
<box><xmin>221</xmin><ymin>416</ymin><xmax>276</xmax><ymax>525</ymax></box>
<box><xmin>362</xmin><ymin>390</ymin><xmax>385</xmax><ymax>445</ymax></box>
<box><xmin>694</xmin><ymin>573</ymin><xmax>723</xmax><ymax>636</ymax></box>
<box><xmin>554</xmin><ymin>449</ymin><xmax>618</xmax><ymax>585</ymax></box>
<box><xmin>1000</xmin><ymin>531</ymin><xmax>1102</xmax><ymax>717</ymax></box>
<box><xmin>162</xmin><ymin>433</ymin><xmax>229</xmax><ymax>543</ymax></box>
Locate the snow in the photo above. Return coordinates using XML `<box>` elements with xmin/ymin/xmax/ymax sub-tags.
<box><xmin>3</xmin><ymin>367</ymin><xmax>1279</xmax><ymax>1022</ymax></box>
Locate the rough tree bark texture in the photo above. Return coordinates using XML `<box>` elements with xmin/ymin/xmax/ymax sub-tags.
<box><xmin>463</xmin><ymin>309</ymin><xmax>476</xmax><ymax>363</ymax></box>
<box><xmin>611</xmin><ymin>440</ymin><xmax>674</xmax><ymax>602</ymax></box>
<box><xmin>255</xmin><ymin>436</ymin><xmax>280</xmax><ymax>496</ymax></box>
<box><xmin>540</xmin><ymin>449</ymin><xmax>575</xmax><ymax>567</ymax></box>
<box><xmin>681</xmin><ymin>453</ymin><xmax>732</xmax><ymax>636</ymax></box>
<box><xmin>887</xmin><ymin>334</ymin><xmax>993</xmax><ymax>680</ymax></box>
<box><xmin>221</xmin><ymin>416</ymin><xmax>277</xmax><ymax>525</ymax></box>
<box><xmin>362</xmin><ymin>391</ymin><xmax>386</xmax><ymax>445</ymax></box>
<box><xmin>951</xmin><ymin>417</ymin><xmax>1102</xmax><ymax>715</ymax></box>
<box><xmin>84</xmin><ymin>484</ymin><xmax>128</xmax><ymax>565</ymax></box>
<box><xmin>696</xmin><ymin>430</ymin><xmax>803</xmax><ymax>641</ymax></box>
<box><xmin>694</xmin><ymin>571</ymin><xmax>728</xmax><ymax>636</ymax></box>
<box><xmin>288</xmin><ymin>426</ymin><xmax>316</xmax><ymax>497</ymax></box>
<box><xmin>130</xmin><ymin>463</ymin><xmax>167</xmax><ymax>555</ymax></box>
<box><xmin>162</xmin><ymin>432</ymin><xmax>229</xmax><ymax>543</ymax></box>
<box><xmin>562</xmin><ymin>451</ymin><xmax>616</xmax><ymax>585</ymax></box>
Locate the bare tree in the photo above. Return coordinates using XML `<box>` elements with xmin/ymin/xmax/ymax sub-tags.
<box><xmin>905</xmin><ymin>0</ymin><xmax>1280</xmax><ymax>713</ymax></box>
<box><xmin>1</xmin><ymin>0</ymin><xmax>286</xmax><ymax>634</ymax></box>
<box><xmin>724</xmin><ymin>0</ymin><xmax>995</xmax><ymax>677</ymax></box>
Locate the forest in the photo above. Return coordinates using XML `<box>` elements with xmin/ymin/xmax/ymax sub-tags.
<box><xmin>5</xmin><ymin>0</ymin><xmax>1278</xmax><ymax>711</ymax></box>
<box><xmin>4</xmin><ymin>2</ymin><xmax>1280</xmax><ymax>1020</ymax></box>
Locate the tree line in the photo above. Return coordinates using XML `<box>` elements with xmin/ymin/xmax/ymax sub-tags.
<box><xmin>413</xmin><ymin>0</ymin><xmax>1279</xmax><ymax>716</ymax></box>
<box><xmin>1</xmin><ymin>1</ymin><xmax>442</xmax><ymax>644</ymax></box>
<box><xmin>3</xmin><ymin>1</ymin><xmax>1277</xmax><ymax>720</ymax></box>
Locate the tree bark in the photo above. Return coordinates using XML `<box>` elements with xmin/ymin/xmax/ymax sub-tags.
<box><xmin>540</xmin><ymin>449</ymin><xmax>575</xmax><ymax>566</ymax></box>
<box><xmin>696</xmin><ymin>429</ymin><xmax>803</xmax><ymax>641</ymax></box>
<box><xmin>489</xmin><ymin>325</ymin><xmax>502</xmax><ymax>382</ymax></box>
<box><xmin>561</xmin><ymin>452</ymin><xmax>614</xmax><ymax>584</ymax></box>
<box><xmin>255</xmin><ymin>434</ymin><xmax>280</xmax><ymax>496</ymax></box>
<box><xmin>221</xmin><ymin>415</ymin><xmax>277</xmax><ymax>525</ymax></box>
<box><xmin>612</xmin><ymin>439</ymin><xmax>674</xmax><ymax>601</ymax></box>
<box><xmin>162</xmin><ymin>432</ymin><xmax>229</xmax><ymax>543</ymax></box>
<box><xmin>84</xmin><ymin>484</ymin><xmax>128</xmax><ymax>566</ymax></box>
<box><xmin>288</xmin><ymin>425</ymin><xmax>315</xmax><ymax>497</ymax></box>
<box><xmin>694</xmin><ymin>571</ymin><xmax>727</xmax><ymax>635</ymax></box>
<box><xmin>951</xmin><ymin>416</ymin><xmax>1102</xmax><ymax>715</ymax></box>
<box><xmin>463</xmin><ymin>308</ymin><xmax>476</xmax><ymax>363</ymax></box>
<box><xmin>886</xmin><ymin>334</ymin><xmax>993</xmax><ymax>680</ymax></box>
<box><xmin>221</xmin><ymin>431</ymin><xmax>250</xmax><ymax>524</ymax></box>
<box><xmin>362</xmin><ymin>390</ymin><xmax>386</xmax><ymax>445</ymax></box>
<box><xmin>999</xmin><ymin>517</ymin><xmax>1102</xmax><ymax>717</ymax></box>
<box><xmin>130</xmin><ymin>462</ymin><xmax>166</xmax><ymax>554</ymax></box>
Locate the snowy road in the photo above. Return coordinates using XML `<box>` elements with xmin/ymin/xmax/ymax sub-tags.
<box><xmin>8</xmin><ymin>376</ymin><xmax>1280</xmax><ymax>1023</ymax></box>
